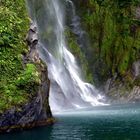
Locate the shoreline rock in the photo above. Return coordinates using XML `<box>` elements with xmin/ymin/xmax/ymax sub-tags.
<box><xmin>0</xmin><ymin>22</ymin><xmax>54</xmax><ymax>133</ymax></box>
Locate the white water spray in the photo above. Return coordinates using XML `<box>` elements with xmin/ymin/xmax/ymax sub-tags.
<box><xmin>27</xmin><ymin>0</ymin><xmax>106</xmax><ymax>112</ymax></box>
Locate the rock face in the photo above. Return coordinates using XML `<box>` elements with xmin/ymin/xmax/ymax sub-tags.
<box><xmin>127</xmin><ymin>86</ymin><xmax>140</xmax><ymax>102</ymax></box>
<box><xmin>105</xmin><ymin>71</ymin><xmax>140</xmax><ymax>104</ymax></box>
<box><xmin>106</xmin><ymin>85</ymin><xmax>140</xmax><ymax>103</ymax></box>
<box><xmin>132</xmin><ymin>60</ymin><xmax>140</xmax><ymax>78</ymax></box>
<box><xmin>0</xmin><ymin>22</ymin><xmax>54</xmax><ymax>133</ymax></box>
<box><xmin>136</xmin><ymin>7</ymin><xmax>140</xmax><ymax>20</ymax></box>
<box><xmin>68</xmin><ymin>0</ymin><xmax>140</xmax><ymax>101</ymax></box>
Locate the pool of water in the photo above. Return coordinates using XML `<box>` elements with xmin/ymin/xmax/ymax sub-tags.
<box><xmin>1</xmin><ymin>103</ymin><xmax>140</xmax><ymax>140</ymax></box>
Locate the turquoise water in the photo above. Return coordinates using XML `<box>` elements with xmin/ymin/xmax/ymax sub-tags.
<box><xmin>1</xmin><ymin>104</ymin><xmax>140</xmax><ymax>140</ymax></box>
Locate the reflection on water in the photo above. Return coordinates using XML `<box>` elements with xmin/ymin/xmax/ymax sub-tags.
<box><xmin>1</xmin><ymin>104</ymin><xmax>140</xmax><ymax>140</ymax></box>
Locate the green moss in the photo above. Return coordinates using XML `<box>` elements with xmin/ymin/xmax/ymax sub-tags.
<box><xmin>0</xmin><ymin>63</ymin><xmax>40</xmax><ymax>113</ymax></box>
<box><xmin>0</xmin><ymin>0</ymin><xmax>39</xmax><ymax>113</ymax></box>
<box><xmin>16</xmin><ymin>64</ymin><xmax>40</xmax><ymax>86</ymax></box>
<box><xmin>75</xmin><ymin>0</ymin><xmax>140</xmax><ymax>84</ymax></box>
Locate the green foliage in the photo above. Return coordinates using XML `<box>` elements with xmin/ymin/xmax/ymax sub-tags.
<box><xmin>0</xmin><ymin>0</ymin><xmax>37</xmax><ymax>113</ymax></box>
<box><xmin>15</xmin><ymin>64</ymin><xmax>40</xmax><ymax>91</ymax></box>
<box><xmin>0</xmin><ymin>63</ymin><xmax>40</xmax><ymax>113</ymax></box>
<box><xmin>0</xmin><ymin>0</ymin><xmax>29</xmax><ymax>47</ymax></box>
<box><xmin>77</xmin><ymin>0</ymin><xmax>140</xmax><ymax>84</ymax></box>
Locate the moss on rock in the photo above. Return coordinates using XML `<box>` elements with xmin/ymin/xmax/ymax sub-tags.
<box><xmin>70</xmin><ymin>0</ymin><xmax>140</xmax><ymax>88</ymax></box>
<box><xmin>0</xmin><ymin>0</ymin><xmax>41</xmax><ymax>113</ymax></box>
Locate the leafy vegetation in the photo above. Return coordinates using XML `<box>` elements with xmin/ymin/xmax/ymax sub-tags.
<box><xmin>71</xmin><ymin>0</ymin><xmax>140</xmax><ymax>86</ymax></box>
<box><xmin>0</xmin><ymin>0</ymin><xmax>40</xmax><ymax>113</ymax></box>
<box><xmin>0</xmin><ymin>0</ymin><xmax>140</xmax><ymax>112</ymax></box>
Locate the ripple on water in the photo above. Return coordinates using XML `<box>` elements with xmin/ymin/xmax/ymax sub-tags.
<box><xmin>0</xmin><ymin>104</ymin><xmax>140</xmax><ymax>140</ymax></box>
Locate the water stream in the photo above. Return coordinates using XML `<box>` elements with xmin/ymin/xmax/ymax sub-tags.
<box><xmin>27</xmin><ymin>0</ymin><xmax>106</xmax><ymax>112</ymax></box>
<box><xmin>0</xmin><ymin>1</ymin><xmax>139</xmax><ymax>140</ymax></box>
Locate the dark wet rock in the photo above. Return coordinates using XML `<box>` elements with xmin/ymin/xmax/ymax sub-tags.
<box><xmin>26</xmin><ymin>22</ymin><xmax>40</xmax><ymax>63</ymax></box>
<box><xmin>0</xmin><ymin>22</ymin><xmax>54</xmax><ymax>133</ymax></box>
<box><xmin>26</xmin><ymin>22</ymin><xmax>38</xmax><ymax>46</ymax></box>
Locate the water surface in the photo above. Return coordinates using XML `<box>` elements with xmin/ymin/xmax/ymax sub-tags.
<box><xmin>1</xmin><ymin>104</ymin><xmax>140</xmax><ymax>140</ymax></box>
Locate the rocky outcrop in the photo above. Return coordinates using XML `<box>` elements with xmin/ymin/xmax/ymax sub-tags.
<box><xmin>105</xmin><ymin>62</ymin><xmax>140</xmax><ymax>103</ymax></box>
<box><xmin>69</xmin><ymin>0</ymin><xmax>140</xmax><ymax>101</ymax></box>
<box><xmin>127</xmin><ymin>86</ymin><xmax>140</xmax><ymax>102</ymax></box>
<box><xmin>132</xmin><ymin>60</ymin><xmax>140</xmax><ymax>78</ymax></box>
<box><xmin>106</xmin><ymin>85</ymin><xmax>140</xmax><ymax>104</ymax></box>
<box><xmin>0</xmin><ymin>22</ymin><xmax>54</xmax><ymax>133</ymax></box>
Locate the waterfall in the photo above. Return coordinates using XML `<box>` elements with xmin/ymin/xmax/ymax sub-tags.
<box><xmin>27</xmin><ymin>0</ymin><xmax>106</xmax><ymax>112</ymax></box>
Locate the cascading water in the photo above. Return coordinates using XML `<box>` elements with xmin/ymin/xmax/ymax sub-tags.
<box><xmin>27</xmin><ymin>0</ymin><xmax>106</xmax><ymax>112</ymax></box>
